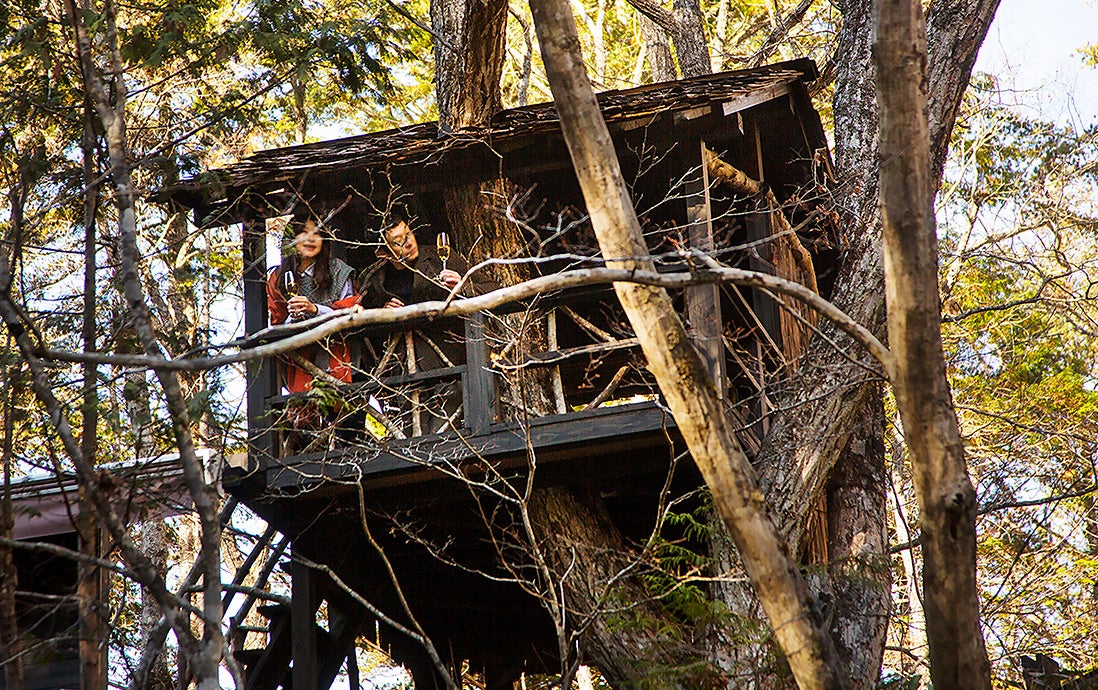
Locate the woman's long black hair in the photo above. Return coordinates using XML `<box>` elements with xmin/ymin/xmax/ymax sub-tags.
<box><xmin>275</xmin><ymin>218</ymin><xmax>334</xmax><ymax>297</ymax></box>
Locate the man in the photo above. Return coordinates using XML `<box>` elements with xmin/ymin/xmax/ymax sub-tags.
<box><xmin>360</xmin><ymin>215</ymin><xmax>470</xmax><ymax>310</ymax></box>
<box><xmin>360</xmin><ymin>214</ymin><xmax>492</xmax><ymax>435</ymax></box>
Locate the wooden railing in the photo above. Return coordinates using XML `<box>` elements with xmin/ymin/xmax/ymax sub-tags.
<box><xmin>245</xmin><ymin>276</ymin><xmax>777</xmax><ymax>473</ymax></box>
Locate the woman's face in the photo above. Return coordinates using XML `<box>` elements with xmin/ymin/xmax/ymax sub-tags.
<box><xmin>295</xmin><ymin>220</ymin><xmax>324</xmax><ymax>261</ymax></box>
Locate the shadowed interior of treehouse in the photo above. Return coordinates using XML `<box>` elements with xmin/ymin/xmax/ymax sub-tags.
<box><xmin>170</xmin><ymin>59</ymin><xmax>840</xmax><ymax>689</ymax></box>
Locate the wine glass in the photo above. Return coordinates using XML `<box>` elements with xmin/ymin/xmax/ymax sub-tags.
<box><xmin>283</xmin><ymin>270</ymin><xmax>298</xmax><ymax>297</ymax></box>
<box><xmin>436</xmin><ymin>232</ymin><xmax>451</xmax><ymax>271</ymax></box>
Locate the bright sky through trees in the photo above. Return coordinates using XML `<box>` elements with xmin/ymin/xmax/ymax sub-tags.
<box><xmin>976</xmin><ymin>0</ymin><xmax>1098</xmax><ymax>125</ymax></box>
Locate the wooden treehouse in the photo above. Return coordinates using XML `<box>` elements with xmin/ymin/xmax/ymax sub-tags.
<box><xmin>172</xmin><ymin>59</ymin><xmax>839</xmax><ymax>689</ymax></box>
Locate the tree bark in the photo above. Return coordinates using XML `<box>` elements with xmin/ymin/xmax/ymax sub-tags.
<box><xmin>622</xmin><ymin>0</ymin><xmax>710</xmax><ymax>78</ymax></box>
<box><xmin>754</xmin><ymin>0</ymin><xmax>1002</xmax><ymax>563</ymax></box>
<box><xmin>528</xmin><ymin>0</ymin><xmax>849</xmax><ymax>687</ymax></box>
<box><xmin>874</xmin><ymin>0</ymin><xmax>996</xmax><ymax>685</ymax></box>
<box><xmin>825</xmin><ymin>394</ymin><xmax>889</xmax><ymax>690</ymax></box>
<box><xmin>78</xmin><ymin>85</ymin><xmax>110</xmax><ymax>690</ymax></box>
<box><xmin>0</xmin><ymin>361</ymin><xmax>24</xmax><ymax>690</ymax></box>
<box><xmin>639</xmin><ymin>14</ymin><xmax>676</xmax><ymax>82</ymax></box>
<box><xmin>874</xmin><ymin>0</ymin><xmax>991</xmax><ymax>686</ymax></box>
<box><xmin>528</xmin><ymin>488</ymin><xmax>725</xmax><ymax>688</ymax></box>
<box><xmin>432</xmin><ymin>0</ymin><xmax>508</xmax><ymax>132</ymax></box>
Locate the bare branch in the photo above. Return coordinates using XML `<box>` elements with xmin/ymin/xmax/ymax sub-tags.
<box><xmin>39</xmin><ymin>264</ymin><xmax>893</xmax><ymax>377</ymax></box>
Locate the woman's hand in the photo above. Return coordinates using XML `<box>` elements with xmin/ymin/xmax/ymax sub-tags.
<box><xmin>287</xmin><ymin>295</ymin><xmax>318</xmax><ymax>319</ymax></box>
<box><xmin>384</xmin><ymin>297</ymin><xmax>405</xmax><ymax>309</ymax></box>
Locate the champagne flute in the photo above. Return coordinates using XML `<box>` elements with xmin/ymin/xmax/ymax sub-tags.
<box><xmin>283</xmin><ymin>270</ymin><xmax>298</xmax><ymax>297</ymax></box>
<box><xmin>436</xmin><ymin>232</ymin><xmax>451</xmax><ymax>271</ymax></box>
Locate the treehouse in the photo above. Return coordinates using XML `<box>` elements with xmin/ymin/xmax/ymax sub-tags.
<box><xmin>171</xmin><ymin>59</ymin><xmax>839</xmax><ymax>689</ymax></box>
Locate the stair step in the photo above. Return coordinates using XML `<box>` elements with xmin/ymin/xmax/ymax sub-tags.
<box><xmin>233</xmin><ymin>648</ymin><xmax>265</xmax><ymax>667</ymax></box>
<box><xmin>256</xmin><ymin>603</ymin><xmax>291</xmax><ymax>620</ymax></box>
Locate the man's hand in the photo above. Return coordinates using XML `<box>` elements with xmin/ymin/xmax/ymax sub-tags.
<box><xmin>439</xmin><ymin>269</ymin><xmax>461</xmax><ymax>290</ymax></box>
<box><xmin>384</xmin><ymin>297</ymin><xmax>405</xmax><ymax>309</ymax></box>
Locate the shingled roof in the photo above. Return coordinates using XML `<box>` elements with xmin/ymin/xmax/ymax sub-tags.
<box><xmin>172</xmin><ymin>58</ymin><xmax>820</xmax><ymax>213</ymax></box>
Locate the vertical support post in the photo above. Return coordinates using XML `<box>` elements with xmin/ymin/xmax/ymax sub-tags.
<box><xmin>243</xmin><ymin>213</ymin><xmax>277</xmax><ymax>467</ymax></box>
<box><xmin>684</xmin><ymin>140</ymin><xmax>726</xmax><ymax>398</ymax></box>
<box><xmin>77</xmin><ymin>512</ymin><xmax>109</xmax><ymax>690</ymax></box>
<box><xmin>291</xmin><ymin>552</ymin><xmax>318</xmax><ymax>690</ymax></box>
<box><xmin>463</xmin><ymin>313</ymin><xmax>495</xmax><ymax>435</ymax></box>
<box><xmin>347</xmin><ymin>652</ymin><xmax>360</xmax><ymax>690</ymax></box>
<box><xmin>547</xmin><ymin>309</ymin><xmax>567</xmax><ymax>414</ymax></box>
<box><xmin>742</xmin><ymin>116</ymin><xmax>779</xmax><ymax>432</ymax></box>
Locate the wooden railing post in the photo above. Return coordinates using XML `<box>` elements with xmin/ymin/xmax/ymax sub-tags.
<box><xmin>243</xmin><ymin>213</ymin><xmax>277</xmax><ymax>468</ymax></box>
<box><xmin>463</xmin><ymin>313</ymin><xmax>495</xmax><ymax>435</ymax></box>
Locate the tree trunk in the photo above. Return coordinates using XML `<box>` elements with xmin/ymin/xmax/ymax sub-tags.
<box><xmin>826</xmin><ymin>394</ymin><xmax>889</xmax><ymax>690</ymax></box>
<box><xmin>622</xmin><ymin>0</ymin><xmax>710</xmax><ymax>78</ymax></box>
<box><xmin>874</xmin><ymin>0</ymin><xmax>991</xmax><ymax>685</ymax></box>
<box><xmin>670</xmin><ymin>0</ymin><xmax>710</xmax><ymax>77</ymax></box>
<box><xmin>754</xmin><ymin>0</ymin><xmax>1002</xmax><ymax>571</ymax></box>
<box><xmin>432</xmin><ymin>0</ymin><xmax>508</xmax><ymax>132</ymax></box>
<box><xmin>78</xmin><ymin>94</ymin><xmax>110</xmax><ymax>690</ymax></box>
<box><xmin>527</xmin><ymin>488</ymin><xmax>724</xmax><ymax>687</ymax></box>
<box><xmin>0</xmin><ymin>362</ymin><xmax>24</xmax><ymax>690</ymax></box>
<box><xmin>639</xmin><ymin>14</ymin><xmax>675</xmax><ymax>82</ymax></box>
<box><xmin>139</xmin><ymin>521</ymin><xmax>175</xmax><ymax>690</ymax></box>
<box><xmin>528</xmin><ymin>0</ymin><xmax>849</xmax><ymax>687</ymax></box>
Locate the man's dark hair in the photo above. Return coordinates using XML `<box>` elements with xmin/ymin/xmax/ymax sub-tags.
<box><xmin>381</xmin><ymin>205</ymin><xmax>412</xmax><ymax>231</ymax></box>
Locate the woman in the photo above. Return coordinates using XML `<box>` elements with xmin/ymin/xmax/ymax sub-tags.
<box><xmin>266</xmin><ymin>217</ymin><xmax>359</xmax><ymax>393</ymax></box>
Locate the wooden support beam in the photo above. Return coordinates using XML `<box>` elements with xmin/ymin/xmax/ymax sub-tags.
<box><xmin>291</xmin><ymin>555</ymin><xmax>318</xmax><ymax>690</ymax></box>
<box><xmin>684</xmin><ymin>140</ymin><xmax>726</xmax><ymax>398</ymax></box>
<box><xmin>243</xmin><ymin>604</ymin><xmax>293</xmax><ymax>689</ymax></box>
<box><xmin>316</xmin><ymin>590</ymin><xmax>368</xmax><ymax>690</ymax></box>
<box><xmin>244</xmin><ymin>214</ymin><xmax>277</xmax><ymax>468</ymax></box>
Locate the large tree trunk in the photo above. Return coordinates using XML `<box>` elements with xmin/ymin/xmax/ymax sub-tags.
<box><xmin>527</xmin><ymin>488</ymin><xmax>725</xmax><ymax>688</ymax></box>
<box><xmin>753</xmin><ymin>0</ymin><xmax>1001</xmax><ymax>585</ymax></box>
<box><xmin>433</xmin><ymin>0</ymin><xmax>508</xmax><ymax>132</ymax></box>
<box><xmin>528</xmin><ymin>0</ymin><xmax>850</xmax><ymax>687</ymax></box>
<box><xmin>639</xmin><ymin>14</ymin><xmax>676</xmax><ymax>82</ymax></box>
<box><xmin>874</xmin><ymin>0</ymin><xmax>990</xmax><ymax>685</ymax></box>
<box><xmin>433</xmin><ymin>0</ymin><xmax>556</xmax><ymax>423</ymax></box>
<box><xmin>826</xmin><ymin>394</ymin><xmax>889</xmax><ymax>690</ymax></box>
<box><xmin>623</xmin><ymin>0</ymin><xmax>710</xmax><ymax>78</ymax></box>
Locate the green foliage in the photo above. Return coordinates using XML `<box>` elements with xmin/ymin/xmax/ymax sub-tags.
<box><xmin>932</xmin><ymin>76</ymin><xmax>1098</xmax><ymax>686</ymax></box>
<box><xmin>641</xmin><ymin>501</ymin><xmax>730</xmax><ymax>630</ymax></box>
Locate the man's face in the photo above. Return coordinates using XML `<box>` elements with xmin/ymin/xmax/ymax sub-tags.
<box><xmin>382</xmin><ymin>221</ymin><xmax>418</xmax><ymax>266</ymax></box>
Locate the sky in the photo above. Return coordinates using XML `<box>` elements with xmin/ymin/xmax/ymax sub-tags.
<box><xmin>975</xmin><ymin>0</ymin><xmax>1098</xmax><ymax>128</ymax></box>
